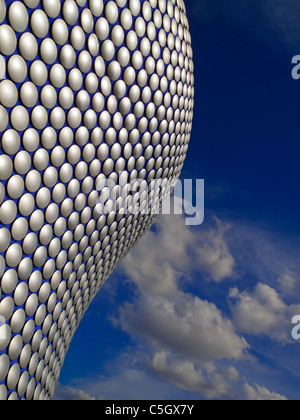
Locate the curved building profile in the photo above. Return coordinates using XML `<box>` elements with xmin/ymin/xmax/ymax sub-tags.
<box><xmin>0</xmin><ymin>0</ymin><xmax>194</xmax><ymax>399</ymax></box>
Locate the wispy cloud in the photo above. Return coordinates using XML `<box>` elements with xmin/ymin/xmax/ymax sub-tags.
<box><xmin>56</xmin><ymin>363</ymin><xmax>189</xmax><ymax>400</ymax></box>
<box><xmin>54</xmin><ymin>383</ymin><xmax>104</xmax><ymax>400</ymax></box>
<box><xmin>187</xmin><ymin>0</ymin><xmax>300</xmax><ymax>50</ymax></box>
<box><xmin>260</xmin><ymin>0</ymin><xmax>300</xmax><ymax>49</ymax></box>
<box><xmin>243</xmin><ymin>382</ymin><xmax>287</xmax><ymax>401</ymax></box>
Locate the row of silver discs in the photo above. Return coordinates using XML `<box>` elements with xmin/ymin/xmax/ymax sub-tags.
<box><xmin>0</xmin><ymin>0</ymin><xmax>194</xmax><ymax>400</ymax></box>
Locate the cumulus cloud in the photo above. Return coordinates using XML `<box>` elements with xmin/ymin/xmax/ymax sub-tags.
<box><xmin>112</xmin><ymin>291</ymin><xmax>248</xmax><ymax>399</ymax></box>
<box><xmin>122</xmin><ymin>213</ymin><xmax>236</xmax><ymax>295</ymax></box>
<box><xmin>117</xmin><ymin>212</ymin><xmax>246</xmax><ymax>362</ymax></box>
<box><xmin>114</xmin><ymin>209</ymin><xmax>299</xmax><ymax>398</ymax></box>
<box><xmin>55</xmin><ymin>207</ymin><xmax>298</xmax><ymax>400</ymax></box>
<box><xmin>109</xmin><ymin>212</ymin><xmax>249</xmax><ymax>399</ymax></box>
<box><xmin>54</xmin><ymin>211</ymin><xmax>249</xmax><ymax>400</ymax></box>
<box><xmin>195</xmin><ymin>220</ymin><xmax>235</xmax><ymax>282</ymax></box>
<box><xmin>151</xmin><ymin>351</ymin><xmax>240</xmax><ymax>399</ymax></box>
<box><xmin>229</xmin><ymin>283</ymin><xmax>300</xmax><ymax>342</ymax></box>
<box><xmin>243</xmin><ymin>382</ymin><xmax>287</xmax><ymax>401</ymax></box>
<box><xmin>115</xmin><ymin>292</ymin><xmax>248</xmax><ymax>361</ymax></box>
<box><xmin>120</xmin><ymin>214</ymin><xmax>195</xmax><ymax>296</ymax></box>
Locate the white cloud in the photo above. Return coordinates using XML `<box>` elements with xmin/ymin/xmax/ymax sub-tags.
<box><xmin>54</xmin><ymin>383</ymin><xmax>103</xmax><ymax>400</ymax></box>
<box><xmin>228</xmin><ymin>223</ymin><xmax>300</xmax><ymax>291</ymax></box>
<box><xmin>53</xmin><ymin>211</ymin><xmax>245</xmax><ymax>400</ymax></box>
<box><xmin>278</xmin><ymin>272</ymin><xmax>296</xmax><ymax>295</ymax></box>
<box><xmin>120</xmin><ymin>214</ymin><xmax>195</xmax><ymax>296</ymax></box>
<box><xmin>115</xmin><ymin>292</ymin><xmax>248</xmax><ymax>361</ymax></box>
<box><xmin>56</xmin><ymin>367</ymin><xmax>186</xmax><ymax>400</ymax></box>
<box><xmin>110</xmin><ymin>211</ymin><xmax>249</xmax><ymax>399</ymax></box>
<box><xmin>55</xmin><ymin>206</ymin><xmax>300</xmax><ymax>400</ymax></box>
<box><xmin>117</xmin><ymin>212</ymin><xmax>246</xmax><ymax>362</ymax></box>
<box><xmin>115</xmin><ymin>210</ymin><xmax>300</xmax><ymax>398</ymax></box>
<box><xmin>229</xmin><ymin>283</ymin><xmax>300</xmax><ymax>342</ymax></box>
<box><xmin>151</xmin><ymin>351</ymin><xmax>240</xmax><ymax>399</ymax></box>
<box><xmin>122</xmin><ymin>214</ymin><xmax>236</xmax><ymax>296</ymax></box>
<box><xmin>195</xmin><ymin>220</ymin><xmax>236</xmax><ymax>282</ymax></box>
<box><xmin>243</xmin><ymin>382</ymin><xmax>287</xmax><ymax>401</ymax></box>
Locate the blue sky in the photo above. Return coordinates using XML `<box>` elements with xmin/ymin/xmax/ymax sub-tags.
<box><xmin>55</xmin><ymin>0</ymin><xmax>300</xmax><ymax>400</ymax></box>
